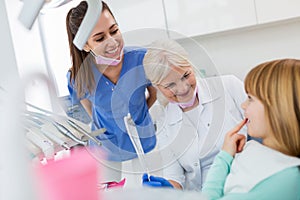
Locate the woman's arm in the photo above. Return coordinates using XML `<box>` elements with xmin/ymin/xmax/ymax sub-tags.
<box><xmin>169</xmin><ymin>180</ymin><xmax>183</xmax><ymax>189</ymax></box>
<box><xmin>146</xmin><ymin>85</ymin><xmax>157</xmax><ymax>108</ymax></box>
<box><xmin>80</xmin><ymin>98</ymin><xmax>92</xmax><ymax>117</ymax></box>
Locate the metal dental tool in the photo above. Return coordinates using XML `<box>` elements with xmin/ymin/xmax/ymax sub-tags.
<box><xmin>25</xmin><ymin>118</ymin><xmax>70</xmax><ymax>150</ymax></box>
<box><xmin>25</xmin><ymin>128</ymin><xmax>55</xmax><ymax>160</ymax></box>
<box><xmin>26</xmin><ymin>111</ymin><xmax>87</xmax><ymax>146</ymax></box>
<box><xmin>67</xmin><ymin>119</ymin><xmax>102</xmax><ymax>146</ymax></box>
<box><xmin>25</xmin><ymin>102</ymin><xmax>107</xmax><ymax>147</ymax></box>
<box><xmin>51</xmin><ymin>121</ymin><xmax>87</xmax><ymax>146</ymax></box>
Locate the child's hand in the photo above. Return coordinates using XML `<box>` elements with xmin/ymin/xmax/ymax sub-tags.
<box><xmin>222</xmin><ymin>119</ymin><xmax>247</xmax><ymax>157</ymax></box>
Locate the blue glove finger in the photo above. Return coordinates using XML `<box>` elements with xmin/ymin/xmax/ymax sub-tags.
<box><xmin>142</xmin><ymin>173</ymin><xmax>149</xmax><ymax>183</ymax></box>
<box><xmin>149</xmin><ymin>176</ymin><xmax>167</xmax><ymax>183</ymax></box>
<box><xmin>149</xmin><ymin>176</ymin><xmax>173</xmax><ymax>188</ymax></box>
<box><xmin>143</xmin><ymin>181</ymin><xmax>162</xmax><ymax>187</ymax></box>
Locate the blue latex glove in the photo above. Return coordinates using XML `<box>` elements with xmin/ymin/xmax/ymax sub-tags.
<box><xmin>142</xmin><ymin>173</ymin><xmax>173</xmax><ymax>188</ymax></box>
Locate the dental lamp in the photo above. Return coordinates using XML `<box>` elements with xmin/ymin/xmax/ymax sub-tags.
<box><xmin>18</xmin><ymin>0</ymin><xmax>102</xmax><ymax>50</ymax></box>
<box><xmin>18</xmin><ymin>0</ymin><xmax>45</xmax><ymax>29</ymax></box>
<box><xmin>73</xmin><ymin>0</ymin><xmax>102</xmax><ymax>50</ymax></box>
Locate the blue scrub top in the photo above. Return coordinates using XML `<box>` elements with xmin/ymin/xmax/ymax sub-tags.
<box><xmin>67</xmin><ymin>47</ymin><xmax>156</xmax><ymax>161</ymax></box>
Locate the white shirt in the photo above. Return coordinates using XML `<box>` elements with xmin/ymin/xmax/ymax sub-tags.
<box><xmin>156</xmin><ymin>75</ymin><xmax>247</xmax><ymax>191</ymax></box>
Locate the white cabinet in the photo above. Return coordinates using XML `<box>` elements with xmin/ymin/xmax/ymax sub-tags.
<box><xmin>102</xmin><ymin>0</ymin><xmax>300</xmax><ymax>41</ymax></box>
<box><xmin>255</xmin><ymin>0</ymin><xmax>300</xmax><ymax>24</ymax></box>
<box><xmin>105</xmin><ymin>0</ymin><xmax>169</xmax><ymax>45</ymax></box>
<box><xmin>163</xmin><ymin>0</ymin><xmax>257</xmax><ymax>38</ymax></box>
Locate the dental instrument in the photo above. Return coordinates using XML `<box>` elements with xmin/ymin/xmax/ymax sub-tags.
<box><xmin>124</xmin><ymin>113</ymin><xmax>149</xmax><ymax>175</ymax></box>
<box><xmin>67</xmin><ymin>119</ymin><xmax>102</xmax><ymax>146</ymax></box>
<box><xmin>51</xmin><ymin>121</ymin><xmax>87</xmax><ymax>146</ymax></box>
<box><xmin>25</xmin><ymin>137</ymin><xmax>42</xmax><ymax>160</ymax></box>
<box><xmin>41</xmin><ymin>129</ymin><xmax>70</xmax><ymax>150</ymax></box>
<box><xmin>26</xmin><ymin>129</ymin><xmax>55</xmax><ymax>160</ymax></box>
<box><xmin>59</xmin><ymin>95</ymin><xmax>92</xmax><ymax>124</ymax></box>
<box><xmin>26</xmin><ymin>110</ymin><xmax>87</xmax><ymax>146</ymax></box>
<box><xmin>27</xmin><ymin>120</ymin><xmax>70</xmax><ymax>151</ymax></box>
<box><xmin>25</xmin><ymin>116</ymin><xmax>70</xmax><ymax>150</ymax></box>
<box><xmin>27</xmin><ymin>101</ymin><xmax>102</xmax><ymax>138</ymax></box>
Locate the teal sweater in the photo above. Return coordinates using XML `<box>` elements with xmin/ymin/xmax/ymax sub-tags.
<box><xmin>202</xmin><ymin>151</ymin><xmax>300</xmax><ymax>200</ymax></box>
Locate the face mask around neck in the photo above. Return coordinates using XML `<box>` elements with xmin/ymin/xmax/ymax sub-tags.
<box><xmin>171</xmin><ymin>85</ymin><xmax>198</xmax><ymax>109</ymax></box>
<box><xmin>90</xmin><ymin>46</ymin><xmax>124</xmax><ymax>66</ymax></box>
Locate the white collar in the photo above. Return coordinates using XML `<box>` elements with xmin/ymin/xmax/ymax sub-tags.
<box><xmin>224</xmin><ymin>140</ymin><xmax>300</xmax><ymax>193</ymax></box>
<box><xmin>197</xmin><ymin>77</ymin><xmax>221</xmax><ymax>104</ymax></box>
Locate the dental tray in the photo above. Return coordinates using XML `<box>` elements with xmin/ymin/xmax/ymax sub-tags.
<box><xmin>59</xmin><ymin>95</ymin><xmax>92</xmax><ymax>125</ymax></box>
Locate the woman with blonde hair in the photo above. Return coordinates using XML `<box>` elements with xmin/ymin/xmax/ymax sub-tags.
<box><xmin>142</xmin><ymin>39</ymin><xmax>248</xmax><ymax>190</ymax></box>
<box><xmin>202</xmin><ymin>58</ymin><xmax>300</xmax><ymax>199</ymax></box>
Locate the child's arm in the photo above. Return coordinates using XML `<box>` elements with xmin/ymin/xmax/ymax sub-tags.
<box><xmin>202</xmin><ymin>151</ymin><xmax>233</xmax><ymax>200</ymax></box>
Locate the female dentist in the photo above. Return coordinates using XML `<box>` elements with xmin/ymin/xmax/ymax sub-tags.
<box><xmin>142</xmin><ymin>39</ymin><xmax>247</xmax><ymax>190</ymax></box>
<box><xmin>66</xmin><ymin>1</ymin><xmax>156</xmax><ymax>162</ymax></box>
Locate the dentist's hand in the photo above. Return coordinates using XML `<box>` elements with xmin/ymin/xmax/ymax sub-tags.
<box><xmin>142</xmin><ymin>173</ymin><xmax>174</xmax><ymax>188</ymax></box>
<box><xmin>222</xmin><ymin>119</ymin><xmax>247</xmax><ymax>157</ymax></box>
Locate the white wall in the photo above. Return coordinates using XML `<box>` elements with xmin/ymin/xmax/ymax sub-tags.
<box><xmin>5</xmin><ymin>0</ymin><xmax>300</xmax><ymax>102</ymax></box>
<box><xmin>7</xmin><ymin>0</ymin><xmax>300</xmax><ymax>100</ymax></box>
<box><xmin>184</xmin><ymin>18</ymin><xmax>300</xmax><ymax>80</ymax></box>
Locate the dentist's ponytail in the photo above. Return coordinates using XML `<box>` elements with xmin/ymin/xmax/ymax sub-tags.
<box><xmin>66</xmin><ymin>1</ymin><xmax>91</xmax><ymax>98</ymax></box>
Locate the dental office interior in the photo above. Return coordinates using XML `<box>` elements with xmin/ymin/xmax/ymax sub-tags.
<box><xmin>1</xmin><ymin>0</ymin><xmax>300</xmax><ymax>199</ymax></box>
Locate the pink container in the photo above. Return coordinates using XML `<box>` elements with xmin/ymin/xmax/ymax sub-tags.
<box><xmin>35</xmin><ymin>148</ymin><xmax>100</xmax><ymax>200</ymax></box>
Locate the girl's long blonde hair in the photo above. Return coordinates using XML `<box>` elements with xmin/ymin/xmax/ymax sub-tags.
<box><xmin>244</xmin><ymin>59</ymin><xmax>300</xmax><ymax>157</ymax></box>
